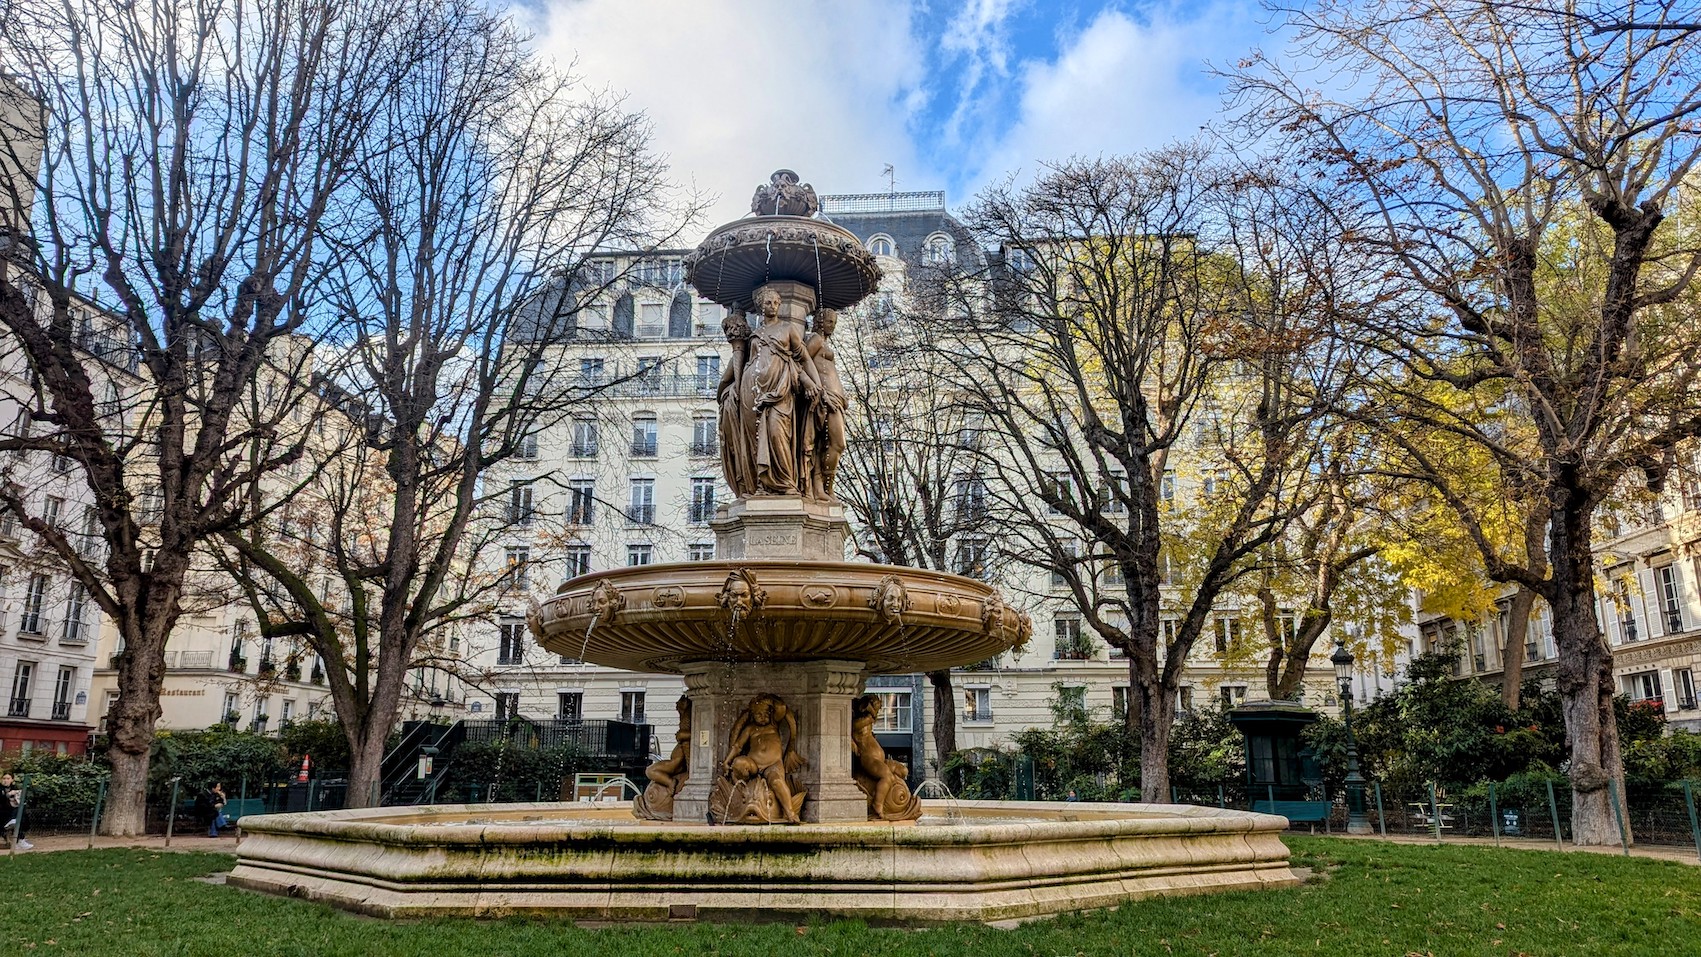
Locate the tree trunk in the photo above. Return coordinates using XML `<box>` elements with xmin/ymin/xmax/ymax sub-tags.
<box><xmin>345</xmin><ymin>719</ymin><xmax>388</xmax><ymax>809</ymax></box>
<box><xmin>1133</xmin><ymin>654</ymin><xmax>1173</xmax><ymax>802</ymax></box>
<box><xmin>1501</xmin><ymin>585</ymin><xmax>1536</xmax><ymax>710</ymax></box>
<box><xmin>102</xmin><ymin>572</ymin><xmax>183</xmax><ymax>835</ymax></box>
<box><xmin>1548</xmin><ymin>499</ymin><xmax>1628</xmax><ymax>846</ymax></box>
<box><xmin>926</xmin><ymin>669</ymin><xmax>956</xmax><ymax>770</ymax></box>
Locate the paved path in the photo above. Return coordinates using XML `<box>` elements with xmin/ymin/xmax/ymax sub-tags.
<box><xmin>1314</xmin><ymin>829</ymin><xmax>1701</xmax><ymax>865</ymax></box>
<box><xmin>3</xmin><ymin>832</ymin><xmax>241</xmax><ymax>854</ymax></box>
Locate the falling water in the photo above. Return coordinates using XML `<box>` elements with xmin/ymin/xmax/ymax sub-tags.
<box><xmin>575</xmin><ymin>613</ymin><xmax>600</xmax><ymax>675</ymax></box>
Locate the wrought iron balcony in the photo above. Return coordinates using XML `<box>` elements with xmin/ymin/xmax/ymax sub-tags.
<box><xmin>51</xmin><ymin>701</ymin><xmax>71</xmax><ymax>721</ymax></box>
<box><xmin>7</xmin><ymin>697</ymin><xmax>29</xmax><ymax>718</ymax></box>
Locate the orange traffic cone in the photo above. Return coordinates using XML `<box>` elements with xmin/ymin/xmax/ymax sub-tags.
<box><xmin>297</xmin><ymin>754</ymin><xmax>311</xmax><ymax>783</ymax></box>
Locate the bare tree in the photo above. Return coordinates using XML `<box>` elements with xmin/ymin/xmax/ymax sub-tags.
<box><xmin>834</xmin><ymin>294</ymin><xmax>998</xmax><ymax>766</ymax></box>
<box><xmin>1236</xmin><ymin>0</ymin><xmax>1701</xmax><ymax>843</ymax></box>
<box><xmin>218</xmin><ymin>2</ymin><xmax>693</xmax><ymax>806</ymax></box>
<box><xmin>0</xmin><ymin>0</ymin><xmax>421</xmax><ymax>834</ymax></box>
<box><xmin>932</xmin><ymin>147</ymin><xmax>1346</xmax><ymax>800</ymax></box>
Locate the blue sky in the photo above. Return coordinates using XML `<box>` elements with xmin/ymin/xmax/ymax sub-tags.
<box><xmin>525</xmin><ymin>0</ymin><xmax>1279</xmax><ymax>225</ymax></box>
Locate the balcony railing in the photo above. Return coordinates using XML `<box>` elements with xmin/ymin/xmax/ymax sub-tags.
<box><xmin>962</xmin><ymin>709</ymin><xmax>994</xmax><ymax>723</ymax></box>
<box><xmin>630</xmin><ymin>440</ymin><xmax>658</xmax><ymax>457</ymax></box>
<box><xmin>461</xmin><ymin>717</ymin><xmax>653</xmax><ymax>761</ymax></box>
<box><xmin>569</xmin><ymin>443</ymin><xmax>599</xmax><ymax>458</ymax></box>
<box><xmin>7</xmin><ymin>697</ymin><xmax>29</xmax><ymax>718</ymax></box>
<box><xmin>229</xmin><ymin>652</ymin><xmax>248</xmax><ymax>673</ymax></box>
<box><xmin>179</xmin><ymin>651</ymin><xmax>213</xmax><ymax>669</ymax></box>
<box><xmin>688</xmin><ymin>502</ymin><xmax>715</xmax><ymax>524</ymax></box>
<box><xmin>18</xmin><ymin>612</ymin><xmax>46</xmax><ymax>637</ymax></box>
<box><xmin>61</xmin><ymin>617</ymin><xmax>90</xmax><ymax>644</ymax></box>
<box><xmin>1053</xmin><ymin>642</ymin><xmax>1093</xmax><ymax>661</ymax></box>
<box><xmin>689</xmin><ymin>440</ymin><xmax>718</xmax><ymax>458</ymax></box>
<box><xmin>50</xmin><ymin>701</ymin><xmax>70</xmax><ymax>721</ymax></box>
<box><xmin>627</xmin><ymin>505</ymin><xmax>655</xmax><ymax>525</ymax></box>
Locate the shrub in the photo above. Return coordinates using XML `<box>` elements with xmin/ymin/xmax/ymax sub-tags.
<box><xmin>147</xmin><ymin>728</ymin><xmax>290</xmax><ymax>798</ymax></box>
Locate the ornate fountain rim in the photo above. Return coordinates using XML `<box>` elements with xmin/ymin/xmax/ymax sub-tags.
<box><xmin>683</xmin><ymin>215</ymin><xmax>882</xmax><ymax>311</ymax></box>
<box><xmin>536</xmin><ymin>560</ymin><xmax>1031</xmax><ymax>675</ymax></box>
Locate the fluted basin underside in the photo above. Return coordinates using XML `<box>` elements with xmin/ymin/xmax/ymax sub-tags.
<box><xmin>538</xmin><ymin>561</ymin><xmax>1027</xmax><ymax>675</ymax></box>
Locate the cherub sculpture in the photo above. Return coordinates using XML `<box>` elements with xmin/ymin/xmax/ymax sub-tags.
<box><xmin>633</xmin><ymin>696</ymin><xmax>691</xmax><ymax>821</ymax></box>
<box><xmin>850</xmin><ymin>694</ymin><xmax>922</xmax><ymax>821</ymax></box>
<box><xmin>710</xmin><ymin>693</ymin><xmax>807</xmax><ymax>824</ymax></box>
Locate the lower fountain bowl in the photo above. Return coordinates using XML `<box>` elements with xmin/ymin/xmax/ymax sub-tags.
<box><xmin>227</xmin><ymin>799</ymin><xmax>1299</xmax><ymax>924</ymax></box>
<box><xmin>537</xmin><ymin>561</ymin><xmax>1029</xmax><ymax>675</ymax></box>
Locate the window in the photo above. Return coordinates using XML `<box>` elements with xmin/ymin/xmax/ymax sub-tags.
<box><xmin>627</xmin><ymin>544</ymin><xmax>654</xmax><ymax>566</ymax></box>
<box><xmin>20</xmin><ymin>573</ymin><xmax>48</xmax><ymax>635</ymax></box>
<box><xmin>1614</xmin><ymin>577</ymin><xmax>1639</xmax><ymax>642</ymax></box>
<box><xmin>1219</xmin><ymin>685</ymin><xmax>1248</xmax><ymax>709</ymax></box>
<box><xmin>1101</xmin><ymin>472</ymin><xmax>1126</xmax><ymax>514</ymax></box>
<box><xmin>570</xmin><ymin>418</ymin><xmax>599</xmax><ymax>457</ymax></box>
<box><xmin>695</xmin><ymin>355</ymin><xmax>721</xmax><ymax>394</ymax></box>
<box><xmin>1045</xmin><ymin>473</ymin><xmax>1074</xmax><ymax>514</ymax></box>
<box><xmin>51</xmin><ymin>666</ymin><xmax>73</xmax><ymax>720</ymax></box>
<box><xmin>505</xmin><ymin>547</ymin><xmax>531</xmax><ymax>590</ymax></box>
<box><xmin>1676</xmin><ymin>669</ymin><xmax>1698</xmax><ymax>710</ymax></box>
<box><xmin>958</xmin><ymin>415</ymin><xmax>984</xmax><ymax>450</ymax></box>
<box><xmin>955</xmin><ymin>537</ymin><xmax>988</xmax><ymax>578</ymax></box>
<box><xmin>1175</xmin><ymin>685</ymin><xmax>1194</xmax><ymax>712</ymax></box>
<box><xmin>695</xmin><ymin>302</ymin><xmax>724</xmax><ymax>337</ymax></box>
<box><xmin>222</xmin><ymin>692</ymin><xmax>239</xmax><ymax>723</ymax></box>
<box><xmin>963</xmin><ymin>687</ymin><xmax>992</xmax><ymax>722</ymax></box>
<box><xmin>620</xmin><ymin>690</ymin><xmax>646</xmax><ymax>724</ymax></box>
<box><xmin>1056</xmin><ymin>686</ymin><xmax>1087</xmax><ymax>722</ymax></box>
<box><xmin>691</xmin><ymin>416</ymin><xmax>718</xmax><ymax>457</ymax></box>
<box><xmin>567</xmin><ymin>479</ymin><xmax>596</xmax><ymax>524</ymax></box>
<box><xmin>638</xmin><ymin>302</ymin><xmax>665</xmax><ymax>338</ymax></box>
<box><xmin>62</xmin><ymin>584</ymin><xmax>89</xmax><ymax>643</ymax></box>
<box><xmin>689</xmin><ymin>477</ymin><xmax>716</xmax><ymax>524</ymax></box>
<box><xmin>1214</xmin><ymin>617</ymin><xmax>1242</xmax><ymax>654</ymax></box>
<box><xmin>51</xmin><ymin>453</ymin><xmax>72</xmax><ymax>474</ymax></box>
<box><xmin>1051</xmin><ymin>542</ymin><xmax>1076</xmax><ymax>589</ymax></box>
<box><xmin>953</xmin><ymin>473</ymin><xmax>988</xmax><ymax>522</ymax></box>
<box><xmin>687</xmin><ymin>543</ymin><xmax>715</xmax><ymax>562</ymax></box>
<box><xmin>494</xmin><ymin>692</ymin><xmax>520</xmax><ymax>721</ymax></box>
<box><xmin>497</xmin><ymin>619</ymin><xmax>526</xmax><ymax>665</ymax></box>
<box><xmin>1202</xmin><ymin>467</ymin><xmax>1228</xmax><ymax>499</ymax></box>
<box><xmin>636</xmin><ymin>356</ymin><xmax>663</xmax><ymax>392</ymax></box>
<box><xmin>1103</xmin><ymin>558</ymin><xmax>1125</xmax><ymax>587</ymax></box>
<box><xmin>557</xmin><ymin>691</ymin><xmax>583</xmax><ymax>721</ymax></box>
<box><xmin>43</xmin><ymin>495</ymin><xmax>63</xmax><ymax>527</ymax></box>
<box><xmin>1656</xmin><ymin>564</ymin><xmax>1685</xmax><ymax>634</ymax></box>
<box><xmin>9</xmin><ymin>661</ymin><xmax>33</xmax><ymax>717</ymax></box>
<box><xmin>1625</xmin><ymin>671</ymin><xmax>1663</xmax><ymax>708</ymax></box>
<box><xmin>1112</xmin><ymin>686</ymin><xmax>1130</xmax><ymax>721</ymax></box>
<box><xmin>1161</xmin><ymin>618</ymin><xmax>1178</xmax><ymax>647</ymax></box>
<box><xmin>516</xmin><ymin>433</ymin><xmax>539</xmax><ymax>461</ymax></box>
<box><xmin>872</xmin><ymin>691</ymin><xmax>912</xmax><ymax>731</ymax></box>
<box><xmin>924</xmin><ymin>233</ymin><xmax>955</xmax><ymax>265</ymax></box>
<box><xmin>578</xmin><ymin>357</ymin><xmax>606</xmax><ymax>383</ymax></box>
<box><xmin>229</xmin><ymin>622</ymin><xmax>248</xmax><ymax>672</ymax></box>
<box><xmin>630</xmin><ymin>414</ymin><xmax>658</xmax><ymax>457</ymax></box>
<box><xmin>868</xmin><ymin>235</ymin><xmax>894</xmax><ymax>257</ymax></box>
<box><xmin>579</xmin><ymin>305</ymin><xmax>609</xmax><ymax>332</ymax></box>
<box><xmin>628</xmin><ymin>479</ymin><xmax>655</xmax><ymax>524</ymax></box>
<box><xmin>564</xmin><ymin>544</ymin><xmax>592</xmax><ymax>578</ymax></box>
<box><xmin>1054</xmin><ymin>616</ymin><xmax>1089</xmax><ymax>660</ymax></box>
<box><xmin>507</xmin><ymin>481</ymin><xmax>535</xmax><ymax>526</ymax></box>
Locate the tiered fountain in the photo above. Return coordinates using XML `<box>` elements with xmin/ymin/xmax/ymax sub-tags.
<box><xmin>227</xmin><ymin>171</ymin><xmax>1298</xmax><ymax>923</ymax></box>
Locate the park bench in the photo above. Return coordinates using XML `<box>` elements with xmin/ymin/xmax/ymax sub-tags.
<box><xmin>1252</xmin><ymin>799</ymin><xmax>1333</xmax><ymax>832</ymax></box>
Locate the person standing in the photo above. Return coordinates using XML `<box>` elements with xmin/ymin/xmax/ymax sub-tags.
<box><xmin>2</xmin><ymin>773</ymin><xmax>30</xmax><ymax>849</ymax></box>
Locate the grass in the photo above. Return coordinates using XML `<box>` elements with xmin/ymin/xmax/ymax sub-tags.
<box><xmin>0</xmin><ymin>837</ymin><xmax>1695</xmax><ymax>956</ymax></box>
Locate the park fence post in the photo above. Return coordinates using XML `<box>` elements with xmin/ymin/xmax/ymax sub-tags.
<box><xmin>1490</xmin><ymin>782</ymin><xmax>1500</xmax><ymax>846</ymax></box>
<box><xmin>88</xmin><ymin>778</ymin><xmax>107</xmax><ymax>849</ymax></box>
<box><xmin>164</xmin><ymin>777</ymin><xmax>182</xmax><ymax>847</ymax></box>
<box><xmin>1607</xmin><ymin>778</ymin><xmax>1630</xmax><ymax>856</ymax></box>
<box><xmin>1171</xmin><ymin>786</ymin><xmax>1179</xmax><ymax>804</ymax></box>
<box><xmin>1267</xmin><ymin>784</ymin><xmax>1275</xmax><ymax>811</ymax></box>
<box><xmin>1545</xmin><ymin>780</ymin><xmax>1564</xmax><ymax>850</ymax></box>
<box><xmin>1218</xmin><ymin>784</ymin><xmax>1225</xmax><ymax>809</ymax></box>
<box><xmin>1374</xmin><ymin>781</ymin><xmax>1386</xmax><ymax>837</ymax></box>
<box><xmin>1428</xmin><ymin>781</ymin><xmax>1441</xmax><ymax>842</ymax></box>
<box><xmin>1683</xmin><ymin>782</ymin><xmax>1701</xmax><ymax>863</ymax></box>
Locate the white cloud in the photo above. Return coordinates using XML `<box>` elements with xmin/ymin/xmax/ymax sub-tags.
<box><xmin>528</xmin><ymin>0</ymin><xmax>933</xmax><ymax>231</ymax></box>
<box><xmin>961</xmin><ymin>4</ymin><xmax>1256</xmax><ymax>196</ymax></box>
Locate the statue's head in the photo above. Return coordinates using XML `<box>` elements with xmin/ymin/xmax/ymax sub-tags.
<box><xmin>815</xmin><ymin>308</ymin><xmax>837</xmax><ymax>337</ymax></box>
<box><xmin>754</xmin><ymin>286</ymin><xmax>782</xmax><ymax>319</ymax></box>
<box><xmin>723</xmin><ymin>308</ymin><xmax>751</xmax><ymax>340</ymax></box>
<box><xmin>855</xmin><ymin>693</ymin><xmax>882</xmax><ymax>720</ymax></box>
<box><xmin>749</xmin><ymin>692</ymin><xmax>785</xmax><ymax>724</ymax></box>
<box><xmin>868</xmin><ymin>575</ymin><xmax>910</xmax><ymax>623</ymax></box>
<box><xmin>716</xmin><ymin>568</ymin><xmax>766</xmax><ymax>618</ymax></box>
<box><xmin>676</xmin><ymin>695</ymin><xmax>692</xmax><ymax>721</ymax></box>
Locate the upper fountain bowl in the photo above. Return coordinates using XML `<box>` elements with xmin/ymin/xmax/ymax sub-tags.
<box><xmin>534</xmin><ymin>561</ymin><xmax>1031</xmax><ymax>675</ymax></box>
<box><xmin>683</xmin><ymin>216</ymin><xmax>881</xmax><ymax>312</ymax></box>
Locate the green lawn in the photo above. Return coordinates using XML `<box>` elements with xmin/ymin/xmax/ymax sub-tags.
<box><xmin>1</xmin><ymin>837</ymin><xmax>1694</xmax><ymax>956</ymax></box>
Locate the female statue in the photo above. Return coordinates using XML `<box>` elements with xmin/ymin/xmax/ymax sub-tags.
<box><xmin>739</xmin><ymin>286</ymin><xmax>823</xmax><ymax>495</ymax></box>
<box><xmin>803</xmin><ymin>308</ymin><xmax>848</xmax><ymax>500</ymax></box>
<box><xmin>716</xmin><ymin>309</ymin><xmax>754</xmax><ymax>495</ymax></box>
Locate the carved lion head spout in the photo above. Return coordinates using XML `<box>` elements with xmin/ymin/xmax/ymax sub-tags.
<box><xmin>867</xmin><ymin>575</ymin><xmax>911</xmax><ymax>623</ymax></box>
<box><xmin>715</xmin><ymin>568</ymin><xmax>768</xmax><ymax>619</ymax></box>
<box><xmin>588</xmin><ymin>581</ymin><xmax>625</xmax><ymax>622</ymax></box>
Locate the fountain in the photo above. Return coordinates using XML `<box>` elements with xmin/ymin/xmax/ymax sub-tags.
<box><xmin>227</xmin><ymin>170</ymin><xmax>1299</xmax><ymax>922</ymax></box>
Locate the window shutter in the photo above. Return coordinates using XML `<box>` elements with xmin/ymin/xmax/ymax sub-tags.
<box><xmin>1681</xmin><ymin>558</ymin><xmax>1701</xmax><ymax>632</ymax></box>
<box><xmin>1659</xmin><ymin>668</ymin><xmax>1678</xmax><ymax>713</ymax></box>
<box><xmin>1635</xmin><ymin>568</ymin><xmax>1659</xmax><ymax>638</ymax></box>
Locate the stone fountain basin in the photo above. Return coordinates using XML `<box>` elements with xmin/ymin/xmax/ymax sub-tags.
<box><xmin>227</xmin><ymin>799</ymin><xmax>1299</xmax><ymax>923</ymax></box>
<box><xmin>538</xmin><ymin>561</ymin><xmax>1026</xmax><ymax>674</ymax></box>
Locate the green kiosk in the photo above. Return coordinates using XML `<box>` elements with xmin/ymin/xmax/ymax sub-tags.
<box><xmin>1228</xmin><ymin>700</ymin><xmax>1330</xmax><ymax>828</ymax></box>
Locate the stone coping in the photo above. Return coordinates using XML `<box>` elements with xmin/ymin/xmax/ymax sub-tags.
<box><xmin>228</xmin><ymin>799</ymin><xmax>1299</xmax><ymax>923</ymax></box>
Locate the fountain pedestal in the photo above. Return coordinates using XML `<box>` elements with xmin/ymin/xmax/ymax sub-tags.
<box><xmin>711</xmin><ymin>495</ymin><xmax>849</xmax><ymax>561</ymax></box>
<box><xmin>674</xmin><ymin>658</ymin><xmax>869</xmax><ymax>824</ymax></box>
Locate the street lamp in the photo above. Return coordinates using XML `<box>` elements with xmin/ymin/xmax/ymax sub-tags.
<box><xmin>1331</xmin><ymin>640</ymin><xmax>1372</xmax><ymax>835</ymax></box>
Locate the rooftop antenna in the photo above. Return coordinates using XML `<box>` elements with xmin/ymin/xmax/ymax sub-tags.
<box><xmin>882</xmin><ymin>164</ymin><xmax>896</xmax><ymax>195</ymax></box>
